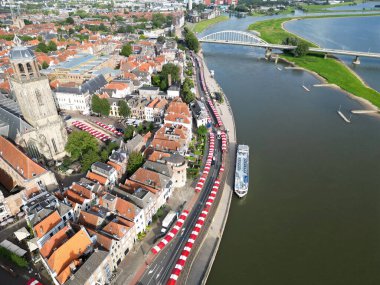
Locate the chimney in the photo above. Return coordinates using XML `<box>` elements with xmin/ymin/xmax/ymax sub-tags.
<box><xmin>168</xmin><ymin>74</ymin><xmax>172</xmax><ymax>87</ymax></box>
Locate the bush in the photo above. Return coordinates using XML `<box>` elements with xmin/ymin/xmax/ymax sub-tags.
<box><xmin>0</xmin><ymin>246</ymin><xmax>28</xmax><ymax>268</ymax></box>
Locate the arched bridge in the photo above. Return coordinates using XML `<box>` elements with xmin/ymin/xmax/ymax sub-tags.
<box><xmin>198</xmin><ymin>30</ymin><xmax>380</xmax><ymax>64</ymax></box>
<box><xmin>198</xmin><ymin>30</ymin><xmax>296</xmax><ymax>51</ymax></box>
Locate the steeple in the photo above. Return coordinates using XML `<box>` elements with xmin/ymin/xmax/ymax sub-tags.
<box><xmin>9</xmin><ymin>42</ymin><xmax>40</xmax><ymax>81</ymax></box>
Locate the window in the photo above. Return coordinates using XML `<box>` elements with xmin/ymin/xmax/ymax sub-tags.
<box><xmin>35</xmin><ymin>89</ymin><xmax>44</xmax><ymax>106</ymax></box>
<box><xmin>51</xmin><ymin>138</ymin><xmax>58</xmax><ymax>154</ymax></box>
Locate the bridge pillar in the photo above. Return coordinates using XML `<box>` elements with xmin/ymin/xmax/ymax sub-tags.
<box><xmin>265</xmin><ymin>48</ymin><xmax>272</xmax><ymax>60</ymax></box>
<box><xmin>353</xmin><ymin>56</ymin><xmax>360</xmax><ymax>65</ymax></box>
<box><xmin>324</xmin><ymin>53</ymin><xmax>328</xmax><ymax>59</ymax></box>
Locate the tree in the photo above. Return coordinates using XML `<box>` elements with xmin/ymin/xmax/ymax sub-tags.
<box><xmin>118</xmin><ymin>100</ymin><xmax>131</xmax><ymax>117</ymax></box>
<box><xmin>65</xmin><ymin>131</ymin><xmax>99</xmax><ymax>161</ymax></box>
<box><xmin>157</xmin><ymin>35</ymin><xmax>165</xmax><ymax>44</ymax></box>
<box><xmin>36</xmin><ymin>42</ymin><xmax>49</xmax><ymax>53</ymax></box>
<box><xmin>123</xmin><ymin>125</ymin><xmax>135</xmax><ymax>141</ymax></box>
<box><xmin>282</xmin><ymin>37</ymin><xmax>309</xmax><ymax>57</ymax></box>
<box><xmin>82</xmin><ymin>149</ymin><xmax>100</xmax><ymax>171</ymax></box>
<box><xmin>126</xmin><ymin>25</ymin><xmax>135</xmax><ymax>33</ymax></box>
<box><xmin>197</xmin><ymin>125</ymin><xmax>208</xmax><ymax>137</ymax></box>
<box><xmin>127</xmin><ymin>151</ymin><xmax>144</xmax><ymax>175</ymax></box>
<box><xmin>66</xmin><ymin>17</ymin><xmax>75</xmax><ymax>25</ymax></box>
<box><xmin>184</xmin><ymin>27</ymin><xmax>200</xmax><ymax>53</ymax></box>
<box><xmin>120</xmin><ymin>43</ymin><xmax>133</xmax><ymax>57</ymax></box>
<box><xmin>92</xmin><ymin>95</ymin><xmax>110</xmax><ymax>116</ymax></box>
<box><xmin>181</xmin><ymin>77</ymin><xmax>195</xmax><ymax>104</ymax></box>
<box><xmin>158</xmin><ymin>63</ymin><xmax>180</xmax><ymax>90</ymax></box>
<box><xmin>100</xmin><ymin>149</ymin><xmax>109</xmax><ymax>162</ymax></box>
<box><xmin>41</xmin><ymin>61</ymin><xmax>49</xmax><ymax>69</ymax></box>
<box><xmin>48</xmin><ymin>40</ymin><xmax>57</xmax><ymax>51</ymax></box>
<box><xmin>24</xmin><ymin>19</ymin><xmax>32</xmax><ymax>25</ymax></box>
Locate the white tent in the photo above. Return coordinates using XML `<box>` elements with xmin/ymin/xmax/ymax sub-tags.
<box><xmin>14</xmin><ymin>227</ymin><xmax>30</xmax><ymax>242</ymax></box>
<box><xmin>0</xmin><ymin>240</ymin><xmax>27</xmax><ymax>257</ymax></box>
<box><xmin>27</xmin><ymin>238</ymin><xmax>38</xmax><ymax>252</ymax></box>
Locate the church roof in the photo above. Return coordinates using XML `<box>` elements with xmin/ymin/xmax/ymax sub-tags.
<box><xmin>9</xmin><ymin>46</ymin><xmax>35</xmax><ymax>61</ymax></box>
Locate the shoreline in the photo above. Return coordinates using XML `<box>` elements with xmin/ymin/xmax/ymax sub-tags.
<box><xmin>250</xmin><ymin>15</ymin><xmax>380</xmax><ymax>113</ymax></box>
<box><xmin>280</xmin><ymin>17</ymin><xmax>380</xmax><ymax>112</ymax></box>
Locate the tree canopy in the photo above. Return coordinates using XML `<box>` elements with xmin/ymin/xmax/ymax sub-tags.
<box><xmin>118</xmin><ymin>100</ymin><xmax>131</xmax><ymax>117</ymax></box>
<box><xmin>92</xmin><ymin>95</ymin><xmax>110</xmax><ymax>116</ymax></box>
<box><xmin>65</xmin><ymin>131</ymin><xmax>99</xmax><ymax>161</ymax></box>
<box><xmin>127</xmin><ymin>151</ymin><xmax>144</xmax><ymax>175</ymax></box>
<box><xmin>41</xmin><ymin>61</ymin><xmax>49</xmax><ymax>69</ymax></box>
<box><xmin>66</xmin><ymin>17</ymin><xmax>75</xmax><ymax>25</ymax></box>
<box><xmin>184</xmin><ymin>27</ymin><xmax>200</xmax><ymax>53</ymax></box>
<box><xmin>181</xmin><ymin>78</ymin><xmax>195</xmax><ymax>104</ymax></box>
<box><xmin>153</xmin><ymin>63</ymin><xmax>181</xmax><ymax>91</ymax></box>
<box><xmin>123</xmin><ymin>125</ymin><xmax>135</xmax><ymax>142</ymax></box>
<box><xmin>120</xmin><ymin>43</ymin><xmax>133</xmax><ymax>57</ymax></box>
<box><xmin>282</xmin><ymin>37</ymin><xmax>309</xmax><ymax>57</ymax></box>
<box><xmin>197</xmin><ymin>125</ymin><xmax>208</xmax><ymax>137</ymax></box>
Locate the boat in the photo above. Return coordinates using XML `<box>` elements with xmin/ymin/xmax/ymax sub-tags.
<box><xmin>234</xmin><ymin>145</ymin><xmax>249</xmax><ymax>198</ymax></box>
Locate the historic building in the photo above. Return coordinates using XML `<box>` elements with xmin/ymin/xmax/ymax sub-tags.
<box><xmin>9</xmin><ymin>42</ymin><xmax>67</xmax><ymax>160</ymax></box>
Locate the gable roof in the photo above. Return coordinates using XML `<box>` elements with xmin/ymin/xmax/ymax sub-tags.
<box><xmin>86</xmin><ymin>171</ymin><xmax>108</xmax><ymax>185</ymax></box>
<box><xmin>47</xmin><ymin>228</ymin><xmax>92</xmax><ymax>284</ymax></box>
<box><xmin>40</xmin><ymin>225</ymin><xmax>70</xmax><ymax>258</ymax></box>
<box><xmin>0</xmin><ymin>136</ymin><xmax>47</xmax><ymax>179</ymax></box>
<box><xmin>33</xmin><ymin>210</ymin><xmax>62</xmax><ymax>238</ymax></box>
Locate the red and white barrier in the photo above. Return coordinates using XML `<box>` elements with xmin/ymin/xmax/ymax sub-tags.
<box><xmin>72</xmin><ymin>121</ymin><xmax>111</xmax><ymax>142</ymax></box>
<box><xmin>95</xmin><ymin>121</ymin><xmax>123</xmax><ymax>136</ymax></box>
<box><xmin>221</xmin><ymin>131</ymin><xmax>227</xmax><ymax>152</ymax></box>
<box><xmin>151</xmin><ymin>210</ymin><xmax>189</xmax><ymax>254</ymax></box>
<box><xmin>195</xmin><ymin>133</ymin><xmax>215</xmax><ymax>192</ymax></box>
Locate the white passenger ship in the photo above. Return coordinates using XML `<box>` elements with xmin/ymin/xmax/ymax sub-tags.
<box><xmin>234</xmin><ymin>145</ymin><xmax>249</xmax><ymax>198</ymax></box>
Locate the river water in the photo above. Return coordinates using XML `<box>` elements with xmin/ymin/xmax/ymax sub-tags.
<box><xmin>203</xmin><ymin>15</ymin><xmax>380</xmax><ymax>285</ymax></box>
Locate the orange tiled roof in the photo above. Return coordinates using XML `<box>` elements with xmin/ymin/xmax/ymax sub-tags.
<box><xmin>40</xmin><ymin>225</ymin><xmax>70</xmax><ymax>258</ymax></box>
<box><xmin>71</xmin><ymin>183</ymin><xmax>92</xmax><ymax>199</ymax></box>
<box><xmin>86</xmin><ymin>171</ymin><xmax>108</xmax><ymax>185</ymax></box>
<box><xmin>151</xmin><ymin>138</ymin><xmax>180</xmax><ymax>152</ymax></box>
<box><xmin>115</xmin><ymin>198</ymin><xmax>135</xmax><ymax>221</ymax></box>
<box><xmin>86</xmin><ymin>228</ymin><xmax>113</xmax><ymax>250</ymax></box>
<box><xmin>64</xmin><ymin>189</ymin><xmax>86</xmax><ymax>204</ymax></box>
<box><xmin>47</xmin><ymin>228</ymin><xmax>92</xmax><ymax>284</ymax></box>
<box><xmin>166</xmin><ymin>100</ymin><xmax>191</xmax><ymax>117</ymax></box>
<box><xmin>148</xmin><ymin>150</ymin><xmax>171</xmax><ymax>162</ymax></box>
<box><xmin>102</xmin><ymin>221</ymin><xmax>130</xmax><ymax>239</ymax></box>
<box><xmin>33</xmin><ymin>211</ymin><xmax>62</xmax><ymax>238</ymax></box>
<box><xmin>0</xmin><ymin>136</ymin><xmax>47</xmax><ymax>179</ymax></box>
<box><xmin>164</xmin><ymin>113</ymin><xmax>191</xmax><ymax>124</ymax></box>
<box><xmin>107</xmin><ymin>161</ymin><xmax>122</xmax><ymax>172</ymax></box>
<box><xmin>78</xmin><ymin>211</ymin><xmax>104</xmax><ymax>229</ymax></box>
<box><xmin>130</xmin><ymin>168</ymin><xmax>164</xmax><ymax>190</ymax></box>
<box><xmin>123</xmin><ymin>179</ymin><xmax>157</xmax><ymax>194</ymax></box>
<box><xmin>104</xmin><ymin>82</ymin><xmax>129</xmax><ymax>91</ymax></box>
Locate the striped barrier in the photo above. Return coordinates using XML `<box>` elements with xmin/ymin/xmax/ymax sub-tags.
<box><xmin>151</xmin><ymin>210</ymin><xmax>189</xmax><ymax>254</ymax></box>
<box><xmin>95</xmin><ymin>121</ymin><xmax>123</xmax><ymax>136</ymax></box>
<box><xmin>72</xmin><ymin>121</ymin><xmax>111</xmax><ymax>142</ymax></box>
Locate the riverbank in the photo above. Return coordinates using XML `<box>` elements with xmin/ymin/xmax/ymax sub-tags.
<box><xmin>249</xmin><ymin>15</ymin><xmax>380</xmax><ymax>110</ymax></box>
<box><xmin>191</xmin><ymin>16</ymin><xmax>229</xmax><ymax>33</ymax></box>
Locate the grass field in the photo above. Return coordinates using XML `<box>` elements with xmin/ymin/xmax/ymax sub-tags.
<box><xmin>193</xmin><ymin>16</ymin><xmax>229</xmax><ymax>33</ymax></box>
<box><xmin>248</xmin><ymin>14</ymin><xmax>380</xmax><ymax>108</ymax></box>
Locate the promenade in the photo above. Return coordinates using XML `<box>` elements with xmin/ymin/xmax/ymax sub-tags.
<box><xmin>184</xmin><ymin>52</ymin><xmax>237</xmax><ymax>285</ymax></box>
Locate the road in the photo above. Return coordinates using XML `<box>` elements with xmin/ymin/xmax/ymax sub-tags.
<box><xmin>137</xmin><ymin>53</ymin><xmax>223</xmax><ymax>285</ymax></box>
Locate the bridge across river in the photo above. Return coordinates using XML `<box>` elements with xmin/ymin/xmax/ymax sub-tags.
<box><xmin>198</xmin><ymin>30</ymin><xmax>380</xmax><ymax>64</ymax></box>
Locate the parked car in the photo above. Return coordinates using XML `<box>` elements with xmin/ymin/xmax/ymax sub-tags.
<box><xmin>27</xmin><ymin>278</ymin><xmax>43</xmax><ymax>285</ymax></box>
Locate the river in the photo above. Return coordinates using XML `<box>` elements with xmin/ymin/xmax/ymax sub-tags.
<box><xmin>202</xmin><ymin>15</ymin><xmax>380</xmax><ymax>285</ymax></box>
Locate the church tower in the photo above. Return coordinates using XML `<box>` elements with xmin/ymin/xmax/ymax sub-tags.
<box><xmin>9</xmin><ymin>40</ymin><xmax>67</xmax><ymax>160</ymax></box>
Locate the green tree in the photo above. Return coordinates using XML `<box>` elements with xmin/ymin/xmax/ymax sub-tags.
<box><xmin>48</xmin><ymin>40</ymin><xmax>57</xmax><ymax>51</ymax></box>
<box><xmin>100</xmin><ymin>149</ymin><xmax>109</xmax><ymax>162</ymax></box>
<box><xmin>36</xmin><ymin>42</ymin><xmax>49</xmax><ymax>53</ymax></box>
<box><xmin>92</xmin><ymin>95</ymin><xmax>110</xmax><ymax>116</ymax></box>
<box><xmin>158</xmin><ymin>63</ymin><xmax>180</xmax><ymax>91</ymax></box>
<box><xmin>66</xmin><ymin>16</ymin><xmax>75</xmax><ymax>25</ymax></box>
<box><xmin>295</xmin><ymin>41</ymin><xmax>309</xmax><ymax>57</ymax></box>
<box><xmin>197</xmin><ymin>125</ymin><xmax>208</xmax><ymax>137</ymax></box>
<box><xmin>24</xmin><ymin>19</ymin><xmax>33</xmax><ymax>25</ymax></box>
<box><xmin>184</xmin><ymin>27</ymin><xmax>200</xmax><ymax>53</ymax></box>
<box><xmin>41</xmin><ymin>61</ymin><xmax>49</xmax><ymax>69</ymax></box>
<box><xmin>123</xmin><ymin>125</ymin><xmax>135</xmax><ymax>141</ymax></box>
<box><xmin>82</xmin><ymin>149</ymin><xmax>100</xmax><ymax>171</ymax></box>
<box><xmin>157</xmin><ymin>35</ymin><xmax>165</xmax><ymax>44</ymax></box>
<box><xmin>181</xmin><ymin>77</ymin><xmax>195</xmax><ymax>103</ymax></box>
<box><xmin>65</xmin><ymin>131</ymin><xmax>99</xmax><ymax>161</ymax></box>
<box><xmin>127</xmin><ymin>151</ymin><xmax>144</xmax><ymax>175</ymax></box>
<box><xmin>118</xmin><ymin>100</ymin><xmax>131</xmax><ymax>117</ymax></box>
<box><xmin>126</xmin><ymin>25</ymin><xmax>135</xmax><ymax>33</ymax></box>
<box><xmin>120</xmin><ymin>43</ymin><xmax>133</xmax><ymax>57</ymax></box>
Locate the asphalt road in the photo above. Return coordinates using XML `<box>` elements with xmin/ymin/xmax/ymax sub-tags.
<box><xmin>138</xmin><ymin>53</ymin><xmax>223</xmax><ymax>285</ymax></box>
